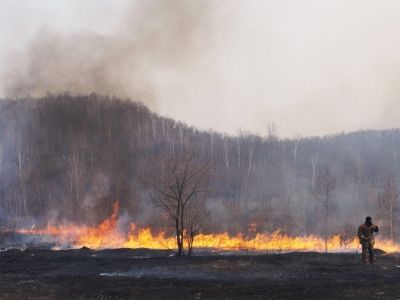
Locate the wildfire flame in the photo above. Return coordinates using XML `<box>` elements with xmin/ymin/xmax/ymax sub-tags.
<box><xmin>18</xmin><ymin>202</ymin><xmax>400</xmax><ymax>253</ymax></box>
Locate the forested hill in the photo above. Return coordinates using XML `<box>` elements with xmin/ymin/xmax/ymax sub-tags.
<box><xmin>1</xmin><ymin>94</ymin><xmax>400</xmax><ymax>240</ymax></box>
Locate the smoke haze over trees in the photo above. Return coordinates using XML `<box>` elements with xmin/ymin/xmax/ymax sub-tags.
<box><xmin>4</xmin><ymin>1</ymin><xmax>400</xmax><ymax>136</ymax></box>
<box><xmin>1</xmin><ymin>94</ymin><xmax>400</xmax><ymax>242</ymax></box>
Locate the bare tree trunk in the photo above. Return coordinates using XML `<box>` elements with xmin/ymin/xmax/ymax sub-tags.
<box><xmin>179</xmin><ymin>201</ymin><xmax>184</xmax><ymax>255</ymax></box>
<box><xmin>175</xmin><ymin>219</ymin><xmax>183</xmax><ymax>256</ymax></box>
<box><xmin>379</xmin><ymin>178</ymin><xmax>399</xmax><ymax>242</ymax></box>
<box><xmin>248</xmin><ymin>147</ymin><xmax>254</xmax><ymax>178</ymax></box>
<box><xmin>311</xmin><ymin>155</ymin><xmax>318</xmax><ymax>190</ymax></box>
<box><xmin>237</xmin><ymin>141</ymin><xmax>241</xmax><ymax>168</ymax></box>
<box><xmin>187</xmin><ymin>234</ymin><xmax>194</xmax><ymax>256</ymax></box>
<box><xmin>390</xmin><ymin>211</ymin><xmax>393</xmax><ymax>241</ymax></box>
<box><xmin>210</xmin><ymin>132</ymin><xmax>214</xmax><ymax>164</ymax></box>
<box><xmin>180</xmin><ymin>127</ymin><xmax>183</xmax><ymax>150</ymax></box>
<box><xmin>324</xmin><ymin>208</ymin><xmax>329</xmax><ymax>252</ymax></box>
<box><xmin>137</xmin><ymin>124</ymin><xmax>141</xmax><ymax>147</ymax></box>
<box><xmin>312</xmin><ymin>165</ymin><xmax>337</xmax><ymax>251</ymax></box>
<box><xmin>224</xmin><ymin>140</ymin><xmax>229</xmax><ymax>171</ymax></box>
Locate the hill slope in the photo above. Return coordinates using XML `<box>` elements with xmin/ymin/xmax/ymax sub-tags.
<box><xmin>0</xmin><ymin>94</ymin><xmax>399</xmax><ymax>239</ymax></box>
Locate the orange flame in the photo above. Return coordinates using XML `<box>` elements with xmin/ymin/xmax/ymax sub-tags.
<box><xmin>18</xmin><ymin>202</ymin><xmax>400</xmax><ymax>253</ymax></box>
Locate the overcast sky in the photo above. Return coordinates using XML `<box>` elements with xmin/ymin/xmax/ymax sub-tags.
<box><xmin>1</xmin><ymin>0</ymin><xmax>400</xmax><ymax>137</ymax></box>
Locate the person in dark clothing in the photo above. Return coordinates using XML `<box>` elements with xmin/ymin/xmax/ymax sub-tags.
<box><xmin>357</xmin><ymin>216</ymin><xmax>379</xmax><ymax>264</ymax></box>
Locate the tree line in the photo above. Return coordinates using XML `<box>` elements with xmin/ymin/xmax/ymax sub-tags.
<box><xmin>0</xmin><ymin>94</ymin><xmax>400</xmax><ymax>249</ymax></box>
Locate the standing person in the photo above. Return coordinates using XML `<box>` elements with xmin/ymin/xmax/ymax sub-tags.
<box><xmin>357</xmin><ymin>216</ymin><xmax>379</xmax><ymax>264</ymax></box>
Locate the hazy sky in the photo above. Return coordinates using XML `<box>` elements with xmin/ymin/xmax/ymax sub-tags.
<box><xmin>1</xmin><ymin>0</ymin><xmax>400</xmax><ymax>137</ymax></box>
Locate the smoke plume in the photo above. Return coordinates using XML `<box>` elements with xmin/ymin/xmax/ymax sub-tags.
<box><xmin>2</xmin><ymin>0</ymin><xmax>213</xmax><ymax>109</ymax></box>
<box><xmin>3</xmin><ymin>0</ymin><xmax>400</xmax><ymax>136</ymax></box>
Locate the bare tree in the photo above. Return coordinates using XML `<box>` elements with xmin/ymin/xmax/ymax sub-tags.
<box><xmin>185</xmin><ymin>200</ymin><xmax>209</xmax><ymax>255</ymax></box>
<box><xmin>292</xmin><ymin>133</ymin><xmax>301</xmax><ymax>165</ymax></box>
<box><xmin>313</xmin><ymin>165</ymin><xmax>337</xmax><ymax>251</ymax></box>
<box><xmin>147</xmin><ymin>150</ymin><xmax>210</xmax><ymax>256</ymax></box>
<box><xmin>209</xmin><ymin>130</ymin><xmax>214</xmax><ymax>164</ymax></box>
<box><xmin>223</xmin><ymin>139</ymin><xmax>229</xmax><ymax>171</ymax></box>
<box><xmin>311</xmin><ymin>154</ymin><xmax>318</xmax><ymax>190</ymax></box>
<box><xmin>67</xmin><ymin>147</ymin><xmax>83</xmax><ymax>217</ymax></box>
<box><xmin>378</xmin><ymin>178</ymin><xmax>399</xmax><ymax>241</ymax></box>
<box><xmin>267</xmin><ymin>122</ymin><xmax>278</xmax><ymax>141</ymax></box>
<box><xmin>248</xmin><ymin>145</ymin><xmax>254</xmax><ymax>178</ymax></box>
<box><xmin>339</xmin><ymin>223</ymin><xmax>356</xmax><ymax>249</ymax></box>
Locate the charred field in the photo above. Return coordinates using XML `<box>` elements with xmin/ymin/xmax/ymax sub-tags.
<box><xmin>1</xmin><ymin>247</ymin><xmax>400</xmax><ymax>300</ymax></box>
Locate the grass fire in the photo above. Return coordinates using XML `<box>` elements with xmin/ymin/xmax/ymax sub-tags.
<box><xmin>3</xmin><ymin>1</ymin><xmax>400</xmax><ymax>299</ymax></box>
<box><xmin>15</xmin><ymin>201</ymin><xmax>400</xmax><ymax>254</ymax></box>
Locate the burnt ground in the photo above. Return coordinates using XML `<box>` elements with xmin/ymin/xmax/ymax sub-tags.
<box><xmin>1</xmin><ymin>248</ymin><xmax>400</xmax><ymax>300</ymax></box>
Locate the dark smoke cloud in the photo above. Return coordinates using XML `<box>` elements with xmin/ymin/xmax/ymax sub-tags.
<box><xmin>3</xmin><ymin>0</ymin><xmax>212</xmax><ymax>109</ymax></box>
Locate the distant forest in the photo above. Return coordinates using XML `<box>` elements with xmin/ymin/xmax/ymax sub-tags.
<box><xmin>1</xmin><ymin>94</ymin><xmax>400</xmax><ymax>241</ymax></box>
